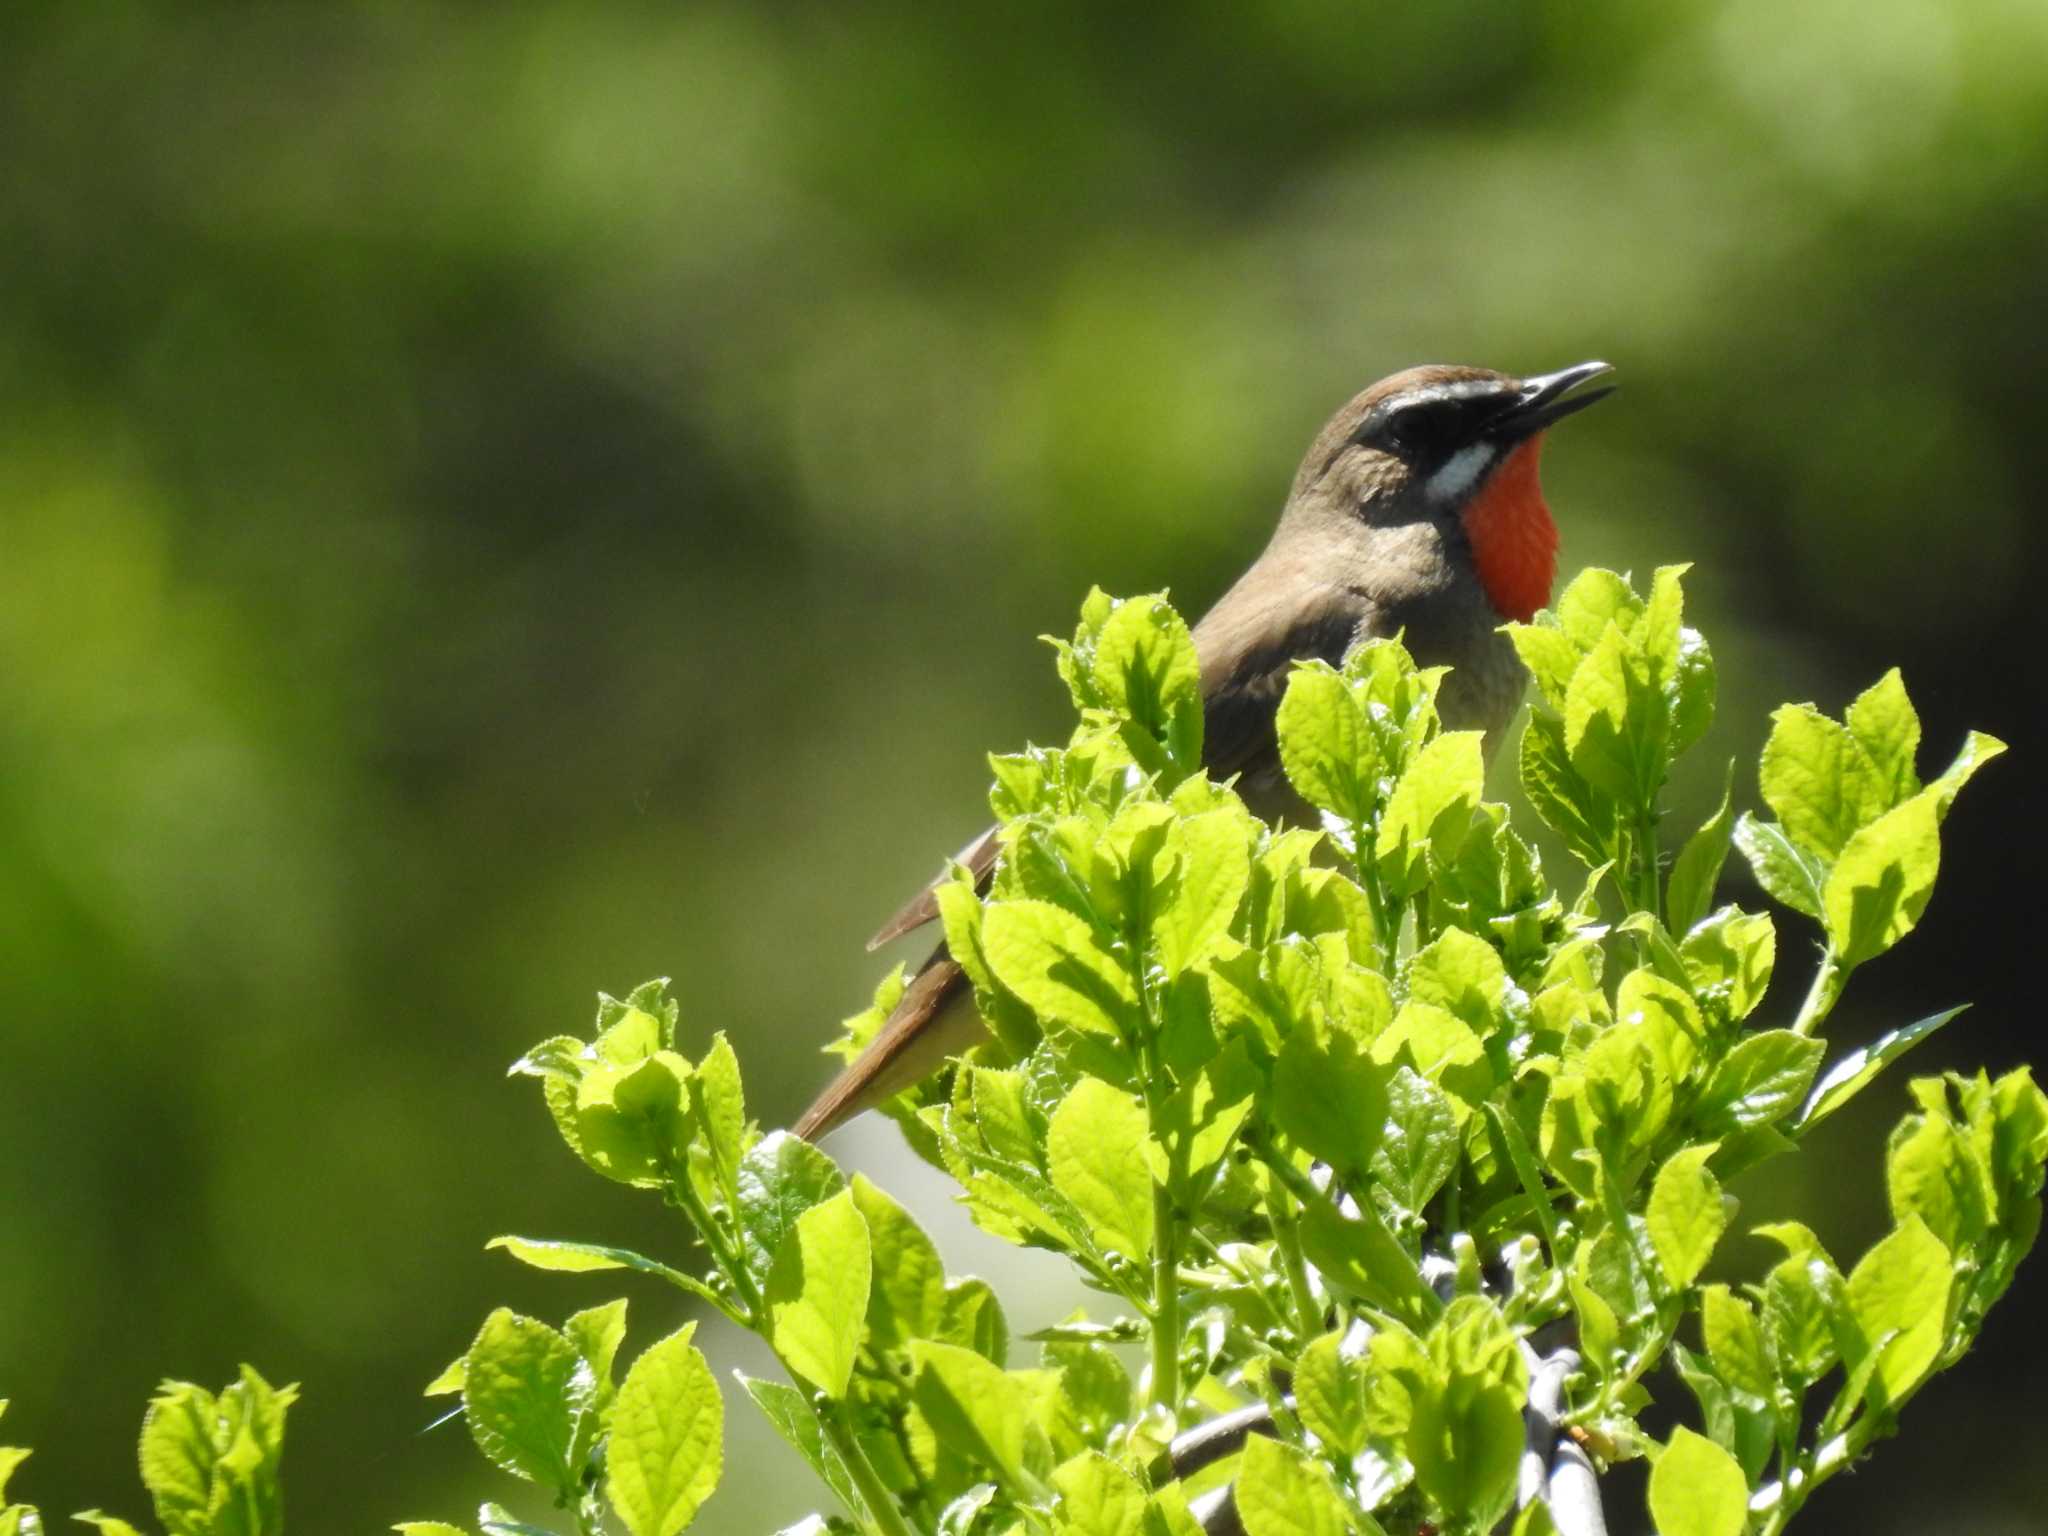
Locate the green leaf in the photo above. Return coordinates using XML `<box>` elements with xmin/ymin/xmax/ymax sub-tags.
<box><xmin>1925</xmin><ymin>730</ymin><xmax>2005</xmax><ymax>817</ymax></box>
<box><xmin>1648</xmin><ymin>1144</ymin><xmax>1726</xmax><ymax>1289</ymax></box>
<box><xmin>690</xmin><ymin>1032</ymin><xmax>748</xmax><ymax>1201</ymax></box>
<box><xmin>1694</xmin><ymin>1030</ymin><xmax>1824</xmax><ymax>1135</ymax></box>
<box><xmin>738</xmin><ymin>1133</ymin><xmax>846</xmax><ymax>1283</ymax></box>
<box><xmin>1699</xmin><ymin>1285</ymin><xmax>1773</xmax><ymax>1403</ymax></box>
<box><xmin>910</xmin><ymin>1342</ymin><xmax>1034</xmax><ymax>1494</ymax></box>
<box><xmin>1155</xmin><ymin>1039</ymin><xmax>1257</xmax><ymax>1193</ymax></box>
<box><xmin>1648</xmin><ymin>1426</ymin><xmax>1749</xmax><ymax>1536</ymax></box>
<box><xmin>1091</xmin><ymin>593</ymin><xmax>1204</xmax><ymax>776</ymax></box>
<box><xmin>1760</xmin><ymin>1245</ymin><xmax>1847</xmax><ymax>1389</ymax></box>
<box><xmin>79</xmin><ymin>1516</ymin><xmax>150</xmax><ymax>1536</ymax></box>
<box><xmin>1667</xmin><ymin>762</ymin><xmax>1736</xmax><ymax>935</ymax></box>
<box><xmin>1234</xmin><ymin>1435</ymin><xmax>1361</xmax><ymax>1536</ymax></box>
<box><xmin>1843</xmin><ymin>1216</ymin><xmax>1952</xmax><ymax>1409</ymax></box>
<box><xmin>460</xmin><ymin>1311</ymin><xmax>590</xmax><ymax>1494</ymax></box>
<box><xmin>1051</xmin><ymin>1452</ymin><xmax>1147</xmax><ymax>1536</ymax></box>
<box><xmin>1376</xmin><ymin>731</ymin><xmax>1485</xmax><ymax>897</ymax></box>
<box><xmin>1518</xmin><ymin>710</ymin><xmax>1615</xmax><ymax>868</ymax></box>
<box><xmin>1275</xmin><ymin>663</ymin><xmax>1375</xmax><ymax>822</ymax></box>
<box><xmin>1795</xmin><ymin>1007</ymin><xmax>1967</xmax><ymax>1134</ymax></box>
<box><xmin>1759</xmin><ymin>703</ymin><xmax>1885</xmax><ymax>860</ymax></box>
<box><xmin>1409</xmin><ymin>1303</ymin><xmax>1524</xmax><ymax>1528</ymax></box>
<box><xmin>1299</xmin><ymin>1196</ymin><xmax>1441</xmax><ymax>1326</ymax></box>
<box><xmin>565</xmin><ymin>1299</ymin><xmax>630</xmax><ymax>1419</ymax></box>
<box><xmin>1564</xmin><ymin>622</ymin><xmax>1660</xmax><ymax>809</ymax></box>
<box><xmin>1732</xmin><ymin>814</ymin><xmax>1825</xmax><ymax>920</ymax></box>
<box><xmin>1293</xmin><ymin>1332</ymin><xmax>1366</xmax><ymax>1458</ymax></box>
<box><xmin>484</xmin><ymin>1238</ymin><xmax>732</xmax><ymax>1318</ymax></box>
<box><xmin>1887</xmin><ymin>1102</ymin><xmax>1994</xmax><ymax>1254</ymax></box>
<box><xmin>1822</xmin><ymin>791</ymin><xmax>1941</xmax><ymax>969</ymax></box>
<box><xmin>848</xmin><ymin>1175</ymin><xmax>946</xmax><ymax>1349</ymax></box>
<box><xmin>765</xmin><ymin>1191</ymin><xmax>871</xmax><ymax>1399</ymax></box>
<box><xmin>574</xmin><ymin>1051</ymin><xmax>694</xmax><ymax>1188</ymax></box>
<box><xmin>608</xmin><ymin>1326</ymin><xmax>723</xmax><ymax>1536</ymax></box>
<box><xmin>1406</xmin><ymin>928</ymin><xmax>1509</xmax><ymax>1038</ymax></box>
<box><xmin>1844</xmin><ymin>668</ymin><xmax>1921</xmax><ymax>804</ymax></box>
<box><xmin>1274</xmin><ymin>992</ymin><xmax>1393</xmax><ymax>1177</ymax></box>
<box><xmin>1153</xmin><ymin>810</ymin><xmax>1252</xmax><ymax>978</ymax></box>
<box><xmin>1555</xmin><ymin>568</ymin><xmax>1643</xmax><ymax>651</ymax></box>
<box><xmin>737</xmin><ymin>1376</ymin><xmax>867</xmax><ymax>1522</ymax></box>
<box><xmin>1505</xmin><ymin>621</ymin><xmax>1580</xmax><ymax>713</ymax></box>
<box><xmin>1046</xmin><ymin>1078</ymin><xmax>1155</xmax><ymax>1260</ymax></box>
<box><xmin>1678</xmin><ymin>908</ymin><xmax>1776</xmax><ymax>1024</ymax></box>
<box><xmin>1370</xmin><ymin>1067</ymin><xmax>1460</xmax><ymax>1217</ymax></box>
<box><xmin>980</xmin><ymin>899</ymin><xmax>1139</xmax><ymax>1038</ymax></box>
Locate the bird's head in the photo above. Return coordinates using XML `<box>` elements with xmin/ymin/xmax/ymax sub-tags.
<box><xmin>1289</xmin><ymin>361</ymin><xmax>1615</xmax><ymax>623</ymax></box>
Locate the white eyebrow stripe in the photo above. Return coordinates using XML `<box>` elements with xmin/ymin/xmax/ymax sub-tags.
<box><xmin>1427</xmin><ymin>442</ymin><xmax>1496</xmax><ymax>503</ymax></box>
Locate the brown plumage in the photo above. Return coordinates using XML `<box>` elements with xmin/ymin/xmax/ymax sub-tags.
<box><xmin>795</xmin><ymin>361</ymin><xmax>1614</xmax><ymax>1141</ymax></box>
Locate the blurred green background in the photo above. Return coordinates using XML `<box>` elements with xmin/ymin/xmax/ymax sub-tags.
<box><xmin>3</xmin><ymin>2</ymin><xmax>2045</xmax><ymax>1532</ymax></box>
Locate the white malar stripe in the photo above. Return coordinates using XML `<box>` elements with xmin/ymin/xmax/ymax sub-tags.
<box><xmin>1427</xmin><ymin>442</ymin><xmax>1496</xmax><ymax>504</ymax></box>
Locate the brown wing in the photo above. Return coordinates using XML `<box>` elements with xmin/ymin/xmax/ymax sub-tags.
<box><xmin>794</xmin><ymin>948</ymin><xmax>978</xmax><ymax>1140</ymax></box>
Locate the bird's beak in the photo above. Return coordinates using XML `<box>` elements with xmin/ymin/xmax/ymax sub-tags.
<box><xmin>1491</xmin><ymin>361</ymin><xmax>1616</xmax><ymax>440</ymax></box>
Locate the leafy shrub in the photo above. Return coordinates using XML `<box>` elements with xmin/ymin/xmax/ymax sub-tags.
<box><xmin>4</xmin><ymin>567</ymin><xmax>2038</xmax><ymax>1536</ymax></box>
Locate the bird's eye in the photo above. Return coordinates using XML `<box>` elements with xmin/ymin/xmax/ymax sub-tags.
<box><xmin>1383</xmin><ymin>402</ymin><xmax>1459</xmax><ymax>457</ymax></box>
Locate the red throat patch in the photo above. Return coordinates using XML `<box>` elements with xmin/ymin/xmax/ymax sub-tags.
<box><xmin>1460</xmin><ymin>434</ymin><xmax>1559</xmax><ymax>623</ymax></box>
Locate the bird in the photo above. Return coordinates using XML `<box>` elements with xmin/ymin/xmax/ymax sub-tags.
<box><xmin>794</xmin><ymin>360</ymin><xmax>1615</xmax><ymax>1141</ymax></box>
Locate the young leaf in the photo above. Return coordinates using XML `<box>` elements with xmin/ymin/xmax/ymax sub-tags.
<box><xmin>459</xmin><ymin>1311</ymin><xmax>590</xmax><ymax>1494</ymax></box>
<box><xmin>1274</xmin><ymin>1004</ymin><xmax>1393</xmax><ymax>1177</ymax></box>
<box><xmin>1520</xmin><ymin>711</ymin><xmax>1616</xmax><ymax>869</ymax></box>
<box><xmin>1234</xmin><ymin>1435</ymin><xmax>1361</xmax><ymax>1536</ymax></box>
<box><xmin>909</xmin><ymin>1342</ymin><xmax>1035</xmax><ymax>1495</ymax></box>
<box><xmin>980</xmin><ymin>899</ymin><xmax>1138</xmax><ymax>1038</ymax></box>
<box><xmin>1046</xmin><ymin>1078</ymin><xmax>1155</xmax><ymax>1260</ymax></box>
<box><xmin>1051</xmin><ymin>1451</ymin><xmax>1147</xmax><ymax>1536</ymax></box>
<box><xmin>1564</xmin><ymin>622</ymin><xmax>1659</xmax><ymax>810</ymax></box>
<box><xmin>1758</xmin><ymin>704</ymin><xmax>1885</xmax><ymax>861</ymax></box>
<box><xmin>1298</xmin><ymin>1194</ymin><xmax>1441</xmax><ymax>1326</ymax></box>
<box><xmin>1505</xmin><ymin>621</ymin><xmax>1580</xmax><ymax>713</ymax></box>
<box><xmin>1377</xmin><ymin>731</ymin><xmax>1486</xmax><ymax>897</ymax></box>
<box><xmin>608</xmin><ymin>1325</ymin><xmax>723</xmax><ymax>1536</ymax></box>
<box><xmin>1406</xmin><ymin>928</ymin><xmax>1510</xmax><ymax>1039</ymax></box>
<box><xmin>765</xmin><ymin>1191</ymin><xmax>871</xmax><ymax>1399</ymax></box>
<box><xmin>1275</xmin><ymin>663</ymin><xmax>1375</xmax><ymax>824</ymax></box>
<box><xmin>1844</xmin><ymin>668</ymin><xmax>1920</xmax><ymax>804</ymax></box>
<box><xmin>1843</xmin><ymin>1216</ymin><xmax>1952</xmax><ymax>1409</ymax></box>
<box><xmin>1293</xmin><ymin>1332</ymin><xmax>1366</xmax><ymax>1459</ymax></box>
<box><xmin>1153</xmin><ymin>810</ymin><xmax>1252</xmax><ymax>978</ymax></box>
<box><xmin>738</xmin><ymin>1133</ymin><xmax>847</xmax><ymax>1283</ymax></box>
<box><xmin>1887</xmin><ymin>1103</ymin><xmax>1994</xmax><ymax>1254</ymax></box>
<box><xmin>1699</xmin><ymin>1285</ymin><xmax>1773</xmax><ymax>1404</ymax></box>
<box><xmin>849</xmin><ymin>1175</ymin><xmax>947</xmax><ymax>1349</ymax></box>
<box><xmin>1648</xmin><ymin>1426</ymin><xmax>1749</xmax><ymax>1536</ymax></box>
<box><xmin>1822</xmin><ymin>792</ymin><xmax>1942</xmax><ymax>969</ymax></box>
<box><xmin>737</xmin><ymin>1376</ymin><xmax>867</xmax><ymax>1523</ymax></box>
<box><xmin>1648</xmin><ymin>1145</ymin><xmax>1727</xmax><ymax>1289</ymax></box>
<box><xmin>1090</xmin><ymin>593</ymin><xmax>1204</xmax><ymax>776</ymax></box>
<box><xmin>1732</xmin><ymin>814</ymin><xmax>1825</xmax><ymax>920</ymax></box>
<box><xmin>1408</xmin><ymin>1307</ymin><xmax>1524</xmax><ymax>1529</ymax></box>
<box><xmin>1693</xmin><ymin>1031</ymin><xmax>1824</xmax><ymax>1135</ymax></box>
<box><xmin>1795</xmin><ymin>1006</ymin><xmax>1967</xmax><ymax>1134</ymax></box>
<box><xmin>1370</xmin><ymin>1067</ymin><xmax>1460</xmax><ymax>1217</ymax></box>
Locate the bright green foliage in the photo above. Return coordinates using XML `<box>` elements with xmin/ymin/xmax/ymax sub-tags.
<box><xmin>0</xmin><ymin>1371</ymin><xmax>295</xmax><ymax>1536</ymax></box>
<box><xmin>399</xmin><ymin>574</ymin><xmax>2032</xmax><ymax>1536</ymax></box>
